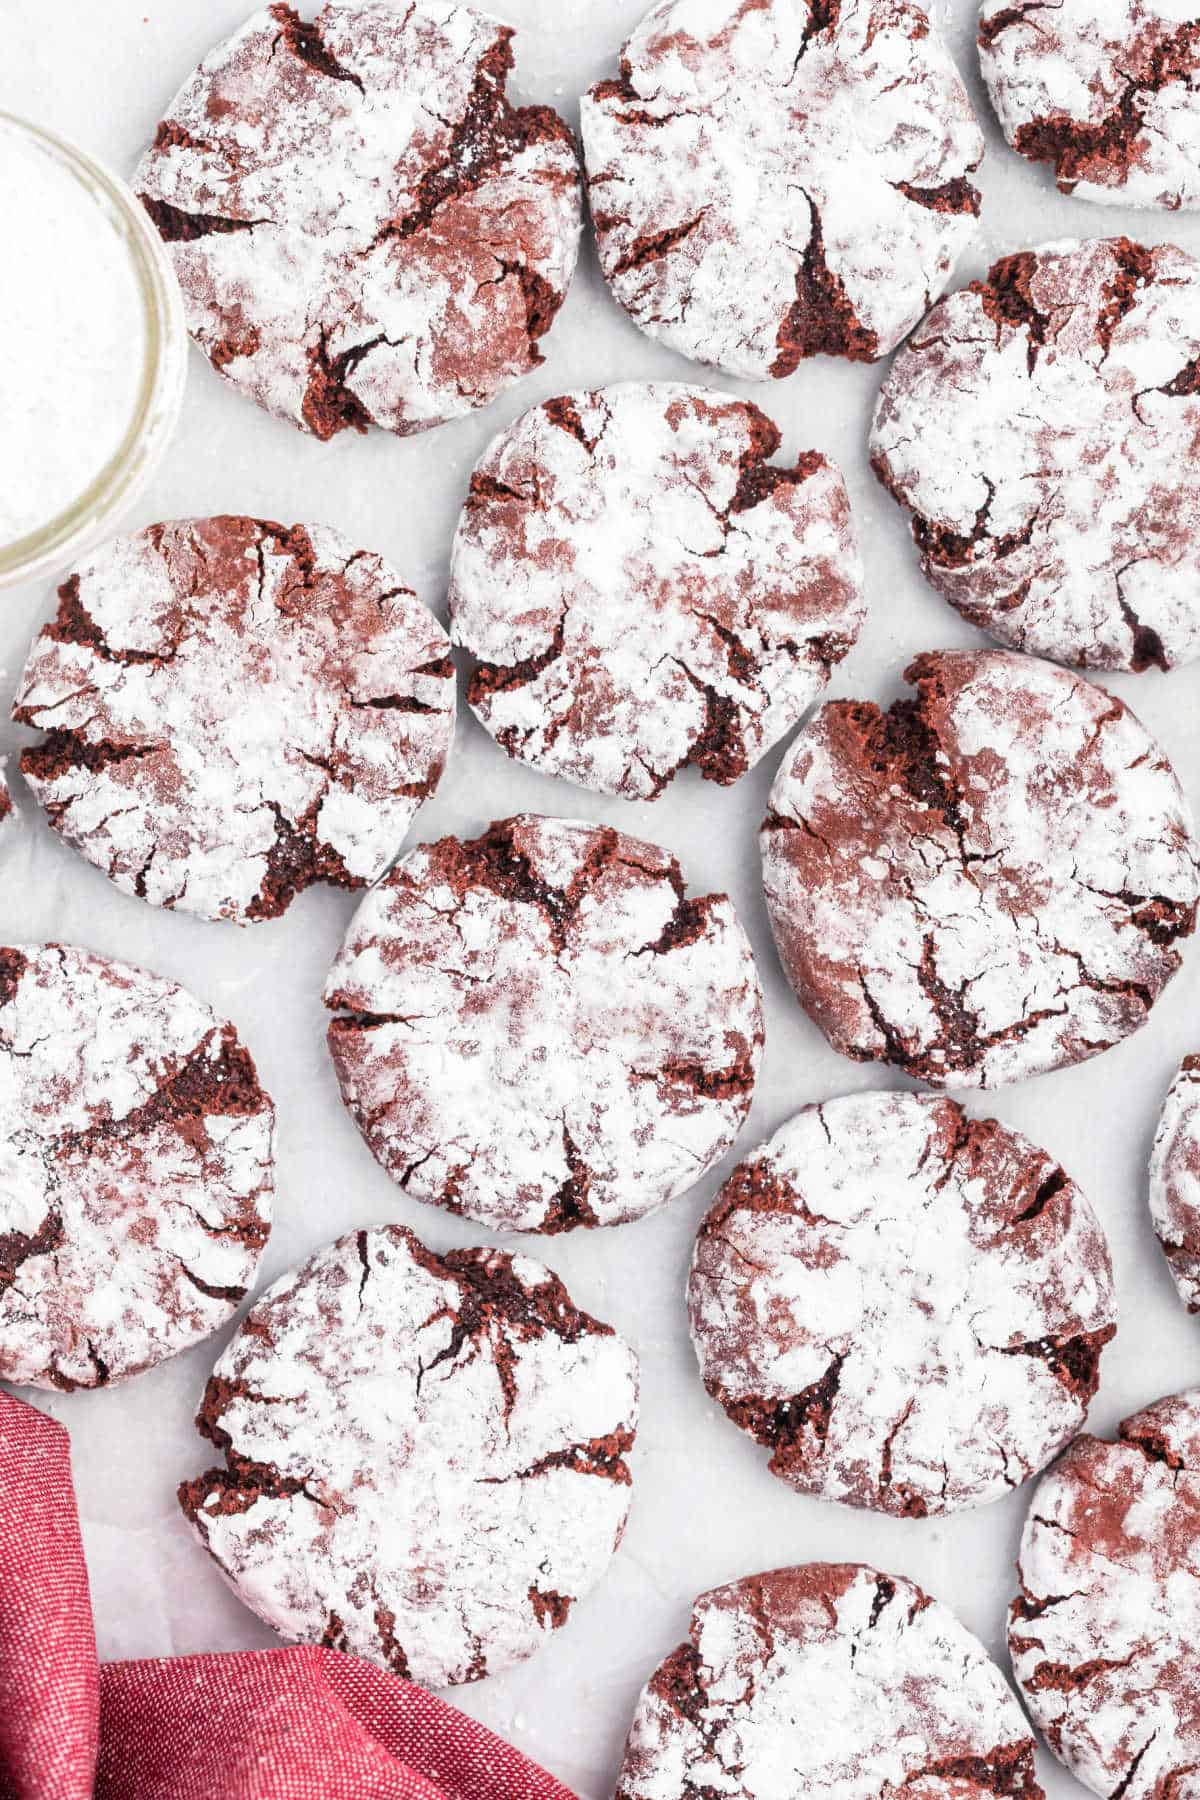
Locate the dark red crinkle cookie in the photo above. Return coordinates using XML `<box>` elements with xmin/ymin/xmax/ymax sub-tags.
<box><xmin>581</xmin><ymin>0</ymin><xmax>983</xmax><ymax>379</ymax></box>
<box><xmin>618</xmin><ymin>1563</ymin><xmax>1042</xmax><ymax>1800</ymax></box>
<box><xmin>1150</xmin><ymin>1054</ymin><xmax>1200</xmax><ymax>1310</ymax></box>
<box><xmin>135</xmin><ymin>3</ymin><xmax>581</xmax><ymax>437</ymax></box>
<box><xmin>0</xmin><ymin>943</ymin><xmax>274</xmax><ymax>1390</ymax></box>
<box><xmin>980</xmin><ymin>0</ymin><xmax>1200</xmax><ymax>211</ymax></box>
<box><xmin>1010</xmin><ymin>1389</ymin><xmax>1200</xmax><ymax>1799</ymax></box>
<box><xmin>15</xmin><ymin>516</ymin><xmax>455</xmax><ymax>924</ymax></box>
<box><xmin>761</xmin><ymin>649</ymin><xmax>1199</xmax><ymax>1088</ymax></box>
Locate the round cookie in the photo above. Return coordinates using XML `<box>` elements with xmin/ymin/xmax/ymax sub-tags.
<box><xmin>871</xmin><ymin>238</ymin><xmax>1200</xmax><ymax>672</ymax></box>
<box><xmin>180</xmin><ymin>1224</ymin><xmax>638</xmax><ymax>1686</ymax></box>
<box><xmin>1009</xmin><ymin>1389</ymin><xmax>1200</xmax><ymax>1799</ymax></box>
<box><xmin>0</xmin><ymin>944</ymin><xmax>273</xmax><ymax>1391</ymax></box>
<box><xmin>1150</xmin><ymin>1054</ymin><xmax>1200</xmax><ymax>1309</ymax></box>
<box><xmin>580</xmin><ymin>0</ymin><xmax>984</xmax><ymax>381</ymax></box>
<box><xmin>14</xmin><ymin>517</ymin><xmax>455</xmax><ymax>924</ymax></box>
<box><xmin>761</xmin><ymin>649</ymin><xmax>1199</xmax><ymax>1089</ymax></box>
<box><xmin>135</xmin><ymin>3</ymin><xmax>581</xmax><ymax>438</ymax></box>
<box><xmin>980</xmin><ymin>1</ymin><xmax>1200</xmax><ymax>211</ymax></box>
<box><xmin>324</xmin><ymin>814</ymin><xmax>764</xmax><ymax>1232</ymax></box>
<box><xmin>690</xmin><ymin>1091</ymin><xmax>1116</xmax><ymax>1517</ymax></box>
<box><xmin>450</xmin><ymin>383</ymin><xmax>865</xmax><ymax>801</ymax></box>
<box><xmin>617</xmin><ymin>1563</ymin><xmax>1041</xmax><ymax>1800</ymax></box>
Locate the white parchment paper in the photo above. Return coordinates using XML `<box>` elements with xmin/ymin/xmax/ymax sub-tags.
<box><xmin>2</xmin><ymin>4</ymin><xmax>1199</xmax><ymax>1795</ymax></box>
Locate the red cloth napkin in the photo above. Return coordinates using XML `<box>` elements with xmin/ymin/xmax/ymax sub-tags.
<box><xmin>0</xmin><ymin>1390</ymin><xmax>579</xmax><ymax>1800</ymax></box>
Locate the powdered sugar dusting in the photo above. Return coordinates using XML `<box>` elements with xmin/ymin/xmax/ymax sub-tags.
<box><xmin>134</xmin><ymin>2</ymin><xmax>582</xmax><ymax>438</ymax></box>
<box><xmin>450</xmin><ymin>382</ymin><xmax>865</xmax><ymax>800</ymax></box>
<box><xmin>581</xmin><ymin>0</ymin><xmax>984</xmax><ymax>379</ymax></box>
<box><xmin>0</xmin><ymin>944</ymin><xmax>274</xmax><ymax>1391</ymax></box>
<box><xmin>181</xmin><ymin>1224</ymin><xmax>639</xmax><ymax>1687</ymax></box>
<box><xmin>324</xmin><ymin>814</ymin><xmax>764</xmax><ymax>1232</ymax></box>
<box><xmin>1150</xmin><ymin>1055</ymin><xmax>1200</xmax><ymax>1309</ymax></box>
<box><xmin>761</xmin><ymin>649</ymin><xmax>1200</xmax><ymax>1088</ymax></box>
<box><xmin>1010</xmin><ymin>1389</ymin><xmax>1200</xmax><ymax>1799</ymax></box>
<box><xmin>871</xmin><ymin>238</ymin><xmax>1200</xmax><ymax>671</ymax></box>
<box><xmin>617</xmin><ymin>1563</ymin><xmax>1041</xmax><ymax>1800</ymax></box>
<box><xmin>690</xmin><ymin>1091</ymin><xmax>1116</xmax><ymax>1516</ymax></box>
<box><xmin>980</xmin><ymin>0</ymin><xmax>1200</xmax><ymax>210</ymax></box>
<box><xmin>14</xmin><ymin>516</ymin><xmax>455</xmax><ymax>924</ymax></box>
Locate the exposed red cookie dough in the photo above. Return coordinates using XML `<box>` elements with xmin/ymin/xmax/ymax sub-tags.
<box><xmin>135</xmin><ymin>3</ymin><xmax>581</xmax><ymax>438</ymax></box>
<box><xmin>761</xmin><ymin>649</ymin><xmax>1199</xmax><ymax>1088</ymax></box>
<box><xmin>324</xmin><ymin>814</ymin><xmax>764</xmax><ymax>1232</ymax></box>
<box><xmin>14</xmin><ymin>517</ymin><xmax>455</xmax><ymax>924</ymax></box>
<box><xmin>690</xmin><ymin>1091</ymin><xmax>1116</xmax><ymax>1516</ymax></box>
<box><xmin>1010</xmin><ymin>1389</ymin><xmax>1200</xmax><ymax>1799</ymax></box>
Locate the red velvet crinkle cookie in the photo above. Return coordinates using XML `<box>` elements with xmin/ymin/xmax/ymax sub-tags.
<box><xmin>580</xmin><ymin>0</ymin><xmax>984</xmax><ymax>380</ymax></box>
<box><xmin>134</xmin><ymin>3</ymin><xmax>581</xmax><ymax>438</ymax></box>
<box><xmin>450</xmin><ymin>382</ymin><xmax>865</xmax><ymax>800</ymax></box>
<box><xmin>324</xmin><ymin>815</ymin><xmax>764</xmax><ymax>1233</ymax></box>
<box><xmin>1150</xmin><ymin>1055</ymin><xmax>1200</xmax><ymax>1309</ymax></box>
<box><xmin>14</xmin><ymin>517</ymin><xmax>454</xmax><ymax>924</ymax></box>
<box><xmin>617</xmin><ymin>1563</ymin><xmax>1042</xmax><ymax>1800</ymax></box>
<box><xmin>871</xmin><ymin>239</ymin><xmax>1200</xmax><ymax>672</ymax></box>
<box><xmin>980</xmin><ymin>0</ymin><xmax>1200</xmax><ymax>211</ymax></box>
<box><xmin>0</xmin><ymin>767</ymin><xmax>13</xmax><ymax>841</ymax></box>
<box><xmin>690</xmin><ymin>1092</ymin><xmax>1116</xmax><ymax>1517</ymax></box>
<box><xmin>761</xmin><ymin>650</ymin><xmax>1199</xmax><ymax>1088</ymax></box>
<box><xmin>1010</xmin><ymin>1390</ymin><xmax>1200</xmax><ymax>1799</ymax></box>
<box><xmin>0</xmin><ymin>944</ymin><xmax>273</xmax><ymax>1391</ymax></box>
<box><xmin>181</xmin><ymin>1224</ymin><xmax>638</xmax><ymax>1687</ymax></box>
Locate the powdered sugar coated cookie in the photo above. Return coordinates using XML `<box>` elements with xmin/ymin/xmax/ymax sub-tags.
<box><xmin>761</xmin><ymin>649</ymin><xmax>1199</xmax><ymax>1088</ymax></box>
<box><xmin>1150</xmin><ymin>1054</ymin><xmax>1200</xmax><ymax>1309</ymax></box>
<box><xmin>180</xmin><ymin>1224</ymin><xmax>638</xmax><ymax>1686</ymax></box>
<box><xmin>1010</xmin><ymin>1389</ymin><xmax>1200</xmax><ymax>1799</ymax></box>
<box><xmin>0</xmin><ymin>944</ymin><xmax>274</xmax><ymax>1391</ymax></box>
<box><xmin>135</xmin><ymin>3</ymin><xmax>581</xmax><ymax>438</ymax></box>
<box><xmin>618</xmin><ymin>1563</ymin><xmax>1041</xmax><ymax>1800</ymax></box>
<box><xmin>871</xmin><ymin>238</ymin><xmax>1200</xmax><ymax>671</ymax></box>
<box><xmin>690</xmin><ymin>1092</ymin><xmax>1116</xmax><ymax>1516</ymax></box>
<box><xmin>15</xmin><ymin>517</ymin><xmax>454</xmax><ymax>923</ymax></box>
<box><xmin>581</xmin><ymin>0</ymin><xmax>984</xmax><ymax>379</ymax></box>
<box><xmin>450</xmin><ymin>383</ymin><xmax>865</xmax><ymax>800</ymax></box>
<box><xmin>325</xmin><ymin>814</ymin><xmax>764</xmax><ymax>1232</ymax></box>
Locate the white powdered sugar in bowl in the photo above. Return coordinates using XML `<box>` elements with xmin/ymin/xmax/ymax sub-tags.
<box><xmin>0</xmin><ymin>114</ymin><xmax>186</xmax><ymax>587</ymax></box>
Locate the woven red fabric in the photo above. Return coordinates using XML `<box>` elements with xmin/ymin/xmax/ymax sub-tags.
<box><xmin>0</xmin><ymin>1391</ymin><xmax>579</xmax><ymax>1800</ymax></box>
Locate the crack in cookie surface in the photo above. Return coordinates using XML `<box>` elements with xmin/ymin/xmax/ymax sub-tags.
<box><xmin>324</xmin><ymin>814</ymin><xmax>764</xmax><ymax>1231</ymax></box>
<box><xmin>0</xmin><ymin>944</ymin><xmax>273</xmax><ymax>1390</ymax></box>
<box><xmin>980</xmin><ymin>0</ymin><xmax>1200</xmax><ymax>210</ymax></box>
<box><xmin>14</xmin><ymin>517</ymin><xmax>455</xmax><ymax>923</ymax></box>
<box><xmin>871</xmin><ymin>237</ymin><xmax>1200</xmax><ymax>670</ymax></box>
<box><xmin>450</xmin><ymin>382</ymin><xmax>865</xmax><ymax>801</ymax></box>
<box><xmin>581</xmin><ymin>0</ymin><xmax>983</xmax><ymax>378</ymax></box>
<box><xmin>134</xmin><ymin>2</ymin><xmax>581</xmax><ymax>437</ymax></box>
<box><xmin>617</xmin><ymin>1563</ymin><xmax>1041</xmax><ymax>1800</ymax></box>
<box><xmin>180</xmin><ymin>1224</ymin><xmax>638</xmax><ymax>1686</ymax></box>
<box><xmin>1010</xmin><ymin>1389</ymin><xmax>1200</xmax><ymax>1798</ymax></box>
<box><xmin>690</xmin><ymin>1092</ymin><xmax>1116</xmax><ymax>1515</ymax></box>
<box><xmin>760</xmin><ymin>649</ymin><xmax>1199</xmax><ymax>1088</ymax></box>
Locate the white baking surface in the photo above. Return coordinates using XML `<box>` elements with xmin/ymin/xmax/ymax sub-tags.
<box><xmin>2</xmin><ymin>4</ymin><xmax>1198</xmax><ymax>1795</ymax></box>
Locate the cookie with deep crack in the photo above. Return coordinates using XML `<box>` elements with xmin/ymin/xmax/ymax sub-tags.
<box><xmin>450</xmin><ymin>382</ymin><xmax>865</xmax><ymax>800</ymax></box>
<box><xmin>180</xmin><ymin>1224</ymin><xmax>638</xmax><ymax>1686</ymax></box>
<box><xmin>761</xmin><ymin>649</ymin><xmax>1199</xmax><ymax>1088</ymax></box>
<box><xmin>14</xmin><ymin>517</ymin><xmax>455</xmax><ymax>924</ymax></box>
<box><xmin>134</xmin><ymin>3</ymin><xmax>581</xmax><ymax>438</ymax></box>
<box><xmin>980</xmin><ymin>1</ymin><xmax>1200</xmax><ymax>211</ymax></box>
<box><xmin>871</xmin><ymin>239</ymin><xmax>1200</xmax><ymax>671</ymax></box>
<box><xmin>580</xmin><ymin>0</ymin><xmax>984</xmax><ymax>380</ymax></box>
<box><xmin>618</xmin><ymin>1563</ymin><xmax>1042</xmax><ymax>1800</ymax></box>
<box><xmin>1150</xmin><ymin>1054</ymin><xmax>1200</xmax><ymax>1309</ymax></box>
<box><xmin>1009</xmin><ymin>1389</ymin><xmax>1200</xmax><ymax>1799</ymax></box>
<box><xmin>324</xmin><ymin>814</ymin><xmax>764</xmax><ymax>1232</ymax></box>
<box><xmin>690</xmin><ymin>1091</ymin><xmax>1116</xmax><ymax>1517</ymax></box>
<box><xmin>0</xmin><ymin>944</ymin><xmax>273</xmax><ymax>1391</ymax></box>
